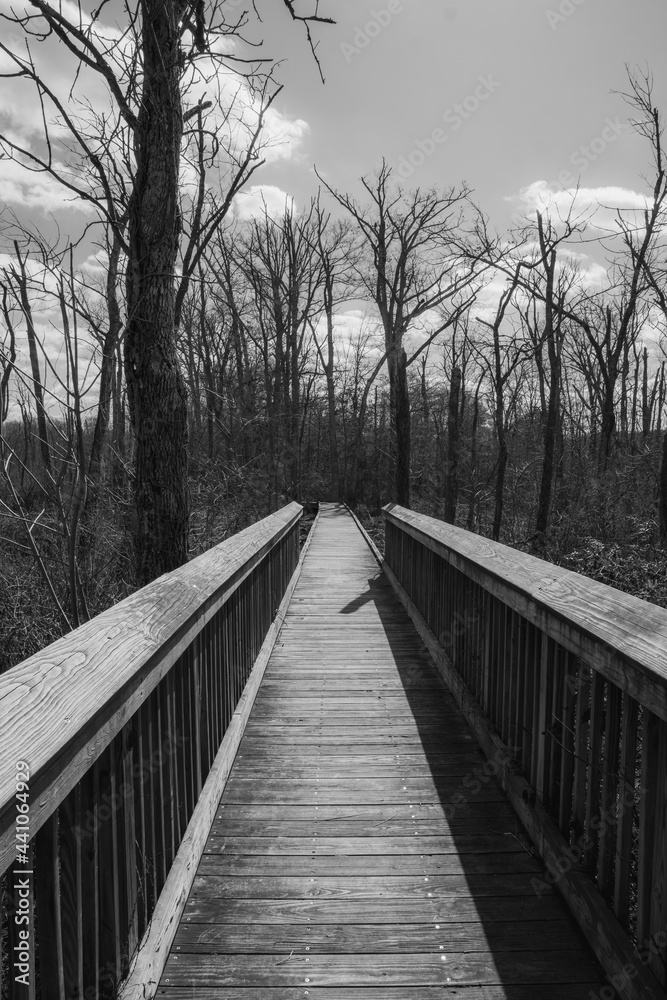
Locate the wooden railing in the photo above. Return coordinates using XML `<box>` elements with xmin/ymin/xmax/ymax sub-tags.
<box><xmin>0</xmin><ymin>502</ymin><xmax>302</xmax><ymax>1000</ymax></box>
<box><xmin>383</xmin><ymin>503</ymin><xmax>667</xmax><ymax>1000</ymax></box>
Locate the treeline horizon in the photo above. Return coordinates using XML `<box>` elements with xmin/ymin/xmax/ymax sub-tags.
<box><xmin>3</xmin><ymin>63</ymin><xmax>667</xmax><ymax>672</ymax></box>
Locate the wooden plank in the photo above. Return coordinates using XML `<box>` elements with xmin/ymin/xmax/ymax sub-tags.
<box><xmin>117</xmin><ymin>506</ymin><xmax>316</xmax><ymax>1000</ymax></box>
<box><xmin>214</xmin><ymin>801</ymin><xmax>513</xmax><ymax>822</ymax></box>
<box><xmin>160</xmin><ymin>950</ymin><xmax>602</xmax><ymax>988</ymax></box>
<box><xmin>196</xmin><ymin>852</ymin><xmax>539</xmax><ymax>876</ymax></box>
<box><xmin>203</xmin><ymin>835</ymin><xmax>527</xmax><ymax>856</ymax></box>
<box><xmin>152</xmin><ymin>504</ymin><xmax>609</xmax><ymax>1000</ymax></box>
<box><xmin>383</xmin><ymin>556</ymin><xmax>663</xmax><ymax>1000</ymax></box>
<box><xmin>172</xmin><ymin>918</ymin><xmax>581</xmax><ymax>953</ymax></box>
<box><xmin>189</xmin><ymin>873</ymin><xmax>546</xmax><ymax>899</ymax></box>
<box><xmin>183</xmin><ymin>893</ymin><xmax>572</xmax><ymax>925</ymax></box>
<box><xmin>0</xmin><ymin>503</ymin><xmax>302</xmax><ymax>872</ymax></box>
<box><xmin>156</xmin><ymin>987</ymin><xmax>603</xmax><ymax>1000</ymax></box>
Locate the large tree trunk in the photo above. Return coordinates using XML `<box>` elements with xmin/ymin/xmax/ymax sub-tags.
<box><xmin>323</xmin><ymin>302</ymin><xmax>340</xmax><ymax>502</ymax></box>
<box><xmin>659</xmin><ymin>430</ymin><xmax>667</xmax><ymax>544</ymax></box>
<box><xmin>326</xmin><ymin>373</ymin><xmax>340</xmax><ymax>501</ymax></box>
<box><xmin>599</xmin><ymin>387</ymin><xmax>617</xmax><ymax>473</ymax></box>
<box><xmin>389</xmin><ymin>346</ymin><xmax>411</xmax><ymax>507</ymax></box>
<box><xmin>492</xmin><ymin>434</ymin><xmax>508</xmax><ymax>543</ymax></box>
<box><xmin>124</xmin><ymin>0</ymin><xmax>189</xmax><ymax>585</ymax></box>
<box><xmin>88</xmin><ymin>234</ymin><xmax>122</xmax><ymax>485</ymax></box>
<box><xmin>534</xmin><ymin>335</ymin><xmax>561</xmax><ymax>542</ymax></box>
<box><xmin>444</xmin><ymin>365</ymin><xmax>461</xmax><ymax>524</ymax></box>
<box><xmin>466</xmin><ymin>379</ymin><xmax>481</xmax><ymax>532</ymax></box>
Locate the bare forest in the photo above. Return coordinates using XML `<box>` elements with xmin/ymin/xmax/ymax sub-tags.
<box><xmin>1</xmin><ymin>0</ymin><xmax>667</xmax><ymax>673</ymax></box>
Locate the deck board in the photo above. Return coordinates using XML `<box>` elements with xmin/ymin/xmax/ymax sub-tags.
<box><xmin>159</xmin><ymin>503</ymin><xmax>607</xmax><ymax>997</ymax></box>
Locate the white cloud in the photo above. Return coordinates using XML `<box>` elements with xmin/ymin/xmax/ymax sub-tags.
<box><xmin>0</xmin><ymin>157</ymin><xmax>95</xmax><ymax>214</ymax></box>
<box><xmin>232</xmin><ymin>184</ymin><xmax>295</xmax><ymax>221</ymax></box>
<box><xmin>509</xmin><ymin>180</ymin><xmax>650</xmax><ymax>232</ymax></box>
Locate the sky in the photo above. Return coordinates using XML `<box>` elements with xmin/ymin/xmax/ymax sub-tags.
<box><xmin>242</xmin><ymin>0</ymin><xmax>667</xmax><ymax>229</ymax></box>
<box><xmin>1</xmin><ymin>0</ymin><xmax>667</xmax><ymax>412</ymax></box>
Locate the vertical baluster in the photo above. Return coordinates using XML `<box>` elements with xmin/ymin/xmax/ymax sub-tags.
<box><xmin>557</xmin><ymin>651</ymin><xmax>577</xmax><ymax>839</ymax></box>
<box><xmin>58</xmin><ymin>786</ymin><xmax>83</xmax><ymax>997</ymax></box>
<box><xmin>535</xmin><ymin>636</ymin><xmax>552</xmax><ymax>804</ymax></box>
<box><xmin>211</xmin><ymin>606</ymin><xmax>221</xmax><ymax>750</ymax></box>
<box><xmin>468</xmin><ymin>581</ymin><xmax>479</xmax><ymax>701</ymax></box>
<box><xmin>583</xmin><ymin>672</ymin><xmax>605</xmax><ymax>873</ymax></box>
<box><xmin>493</xmin><ymin>602</ymin><xmax>507</xmax><ymax>735</ymax></box>
<box><xmin>95</xmin><ymin>747</ymin><xmax>121</xmax><ymax>996</ymax></box>
<box><xmin>121</xmin><ymin>723</ymin><xmax>138</xmax><ymax>968</ymax></box>
<box><xmin>649</xmin><ymin>716</ymin><xmax>667</xmax><ymax>986</ymax></box>
<box><xmin>637</xmin><ymin>709</ymin><xmax>667</xmax><ymax>985</ymax></box>
<box><xmin>132</xmin><ymin>706</ymin><xmax>149</xmax><ymax>938</ymax></box>
<box><xmin>614</xmin><ymin>692</ymin><xmax>639</xmax><ymax>931</ymax></box>
<box><xmin>520</xmin><ymin>622</ymin><xmax>537</xmax><ymax>773</ymax></box>
<box><xmin>78</xmin><ymin>761</ymin><xmax>100</xmax><ymax>996</ymax></box>
<box><xmin>224</xmin><ymin>599</ymin><xmax>233</xmax><ymax>730</ymax></box>
<box><xmin>147</xmin><ymin>690</ymin><xmax>166</xmax><ymax>893</ymax></box>
<box><xmin>481</xmin><ymin>592</ymin><xmax>494</xmax><ymax>718</ymax></box>
<box><xmin>176</xmin><ymin>656</ymin><xmax>190</xmax><ymax>838</ymax></box>
<box><xmin>571</xmin><ymin>660</ymin><xmax>590</xmax><ymax>845</ymax></box>
<box><xmin>505</xmin><ymin>610</ymin><xmax>519</xmax><ymax>749</ymax></box>
<box><xmin>7</xmin><ymin>841</ymin><xmax>37</xmax><ymax>1000</ymax></box>
<box><xmin>110</xmin><ymin>734</ymin><xmax>130</xmax><ymax>981</ymax></box>
<box><xmin>139</xmin><ymin>699</ymin><xmax>157</xmax><ymax>917</ymax></box>
<box><xmin>598</xmin><ymin>683</ymin><xmax>622</xmax><ymax>904</ymax></box>
<box><xmin>547</xmin><ymin>647</ymin><xmax>565</xmax><ymax>815</ymax></box>
<box><xmin>201</xmin><ymin>619</ymin><xmax>213</xmax><ymax>774</ymax></box>
<box><xmin>159</xmin><ymin>678</ymin><xmax>177</xmax><ymax>874</ymax></box>
<box><xmin>231</xmin><ymin>590</ymin><xmax>238</xmax><ymax>725</ymax></box>
<box><xmin>34</xmin><ymin>813</ymin><xmax>64</xmax><ymax>1000</ymax></box>
<box><xmin>508</xmin><ymin>615</ymin><xmax>528</xmax><ymax>759</ymax></box>
<box><xmin>193</xmin><ymin>631</ymin><xmax>204</xmax><ymax>801</ymax></box>
<box><xmin>170</xmin><ymin>664</ymin><xmax>186</xmax><ymax>846</ymax></box>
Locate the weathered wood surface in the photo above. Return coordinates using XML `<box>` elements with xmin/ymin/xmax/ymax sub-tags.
<box><xmin>0</xmin><ymin>502</ymin><xmax>302</xmax><ymax>873</ymax></box>
<box><xmin>159</xmin><ymin>504</ymin><xmax>607</xmax><ymax>998</ymax></box>
<box><xmin>384</xmin><ymin>503</ymin><xmax>667</xmax><ymax>722</ymax></box>
<box><xmin>118</xmin><ymin>507</ymin><xmax>317</xmax><ymax>999</ymax></box>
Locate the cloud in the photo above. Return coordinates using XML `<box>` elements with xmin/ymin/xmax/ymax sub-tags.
<box><xmin>232</xmin><ymin>184</ymin><xmax>295</xmax><ymax>221</ymax></box>
<box><xmin>0</xmin><ymin>157</ymin><xmax>95</xmax><ymax>214</ymax></box>
<box><xmin>509</xmin><ymin>180</ymin><xmax>650</xmax><ymax>232</ymax></box>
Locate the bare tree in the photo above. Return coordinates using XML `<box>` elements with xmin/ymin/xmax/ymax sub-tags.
<box><xmin>319</xmin><ymin>161</ymin><xmax>479</xmax><ymax>507</ymax></box>
<box><xmin>0</xmin><ymin>0</ymin><xmax>333</xmax><ymax>583</ymax></box>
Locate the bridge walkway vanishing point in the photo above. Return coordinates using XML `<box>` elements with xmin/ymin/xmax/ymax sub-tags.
<box><xmin>158</xmin><ymin>503</ymin><xmax>607</xmax><ymax>998</ymax></box>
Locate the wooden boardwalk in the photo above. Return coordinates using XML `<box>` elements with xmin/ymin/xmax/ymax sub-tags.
<box><xmin>159</xmin><ymin>504</ymin><xmax>607</xmax><ymax>998</ymax></box>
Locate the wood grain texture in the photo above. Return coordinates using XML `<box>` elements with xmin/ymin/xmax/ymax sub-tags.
<box><xmin>157</xmin><ymin>504</ymin><xmax>608</xmax><ymax>998</ymax></box>
<box><xmin>0</xmin><ymin>502</ymin><xmax>302</xmax><ymax>873</ymax></box>
<box><xmin>156</xmin><ymin>988</ymin><xmax>603</xmax><ymax>1000</ymax></box>
<box><xmin>116</xmin><ymin>507</ymin><xmax>317</xmax><ymax>1000</ymax></box>
<box><xmin>381</xmin><ymin>542</ymin><xmax>665</xmax><ymax>1000</ymax></box>
<box><xmin>384</xmin><ymin>503</ymin><xmax>667</xmax><ymax>722</ymax></box>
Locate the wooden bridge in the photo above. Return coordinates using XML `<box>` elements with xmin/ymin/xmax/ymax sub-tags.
<box><xmin>2</xmin><ymin>503</ymin><xmax>667</xmax><ymax>999</ymax></box>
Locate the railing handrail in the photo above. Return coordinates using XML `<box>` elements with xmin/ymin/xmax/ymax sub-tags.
<box><xmin>384</xmin><ymin>503</ymin><xmax>667</xmax><ymax>722</ymax></box>
<box><xmin>0</xmin><ymin>501</ymin><xmax>301</xmax><ymax>872</ymax></box>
